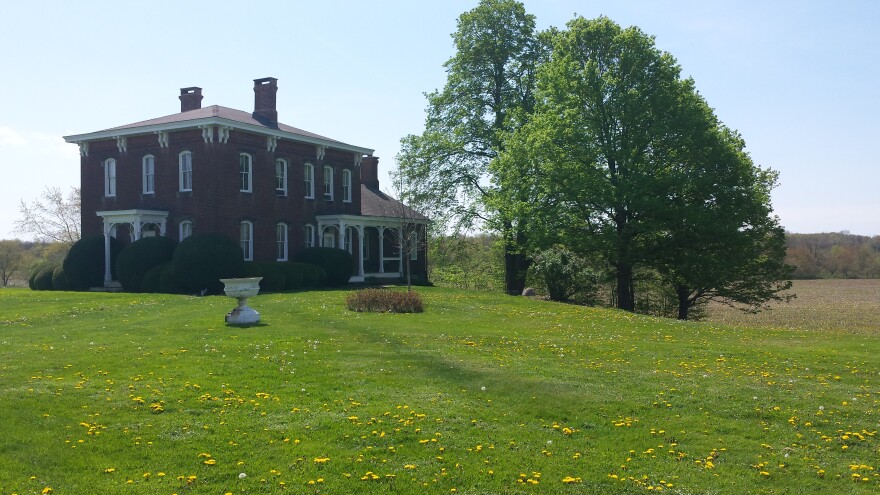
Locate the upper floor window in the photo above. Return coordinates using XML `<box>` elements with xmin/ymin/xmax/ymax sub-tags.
<box><xmin>275</xmin><ymin>158</ymin><xmax>288</xmax><ymax>196</ymax></box>
<box><xmin>179</xmin><ymin>151</ymin><xmax>193</xmax><ymax>191</ymax></box>
<box><xmin>103</xmin><ymin>158</ymin><xmax>116</xmax><ymax>197</ymax></box>
<box><xmin>323</xmin><ymin>165</ymin><xmax>334</xmax><ymax>200</ymax></box>
<box><xmin>276</xmin><ymin>223</ymin><xmax>288</xmax><ymax>261</ymax></box>
<box><xmin>179</xmin><ymin>220</ymin><xmax>192</xmax><ymax>241</ymax></box>
<box><xmin>240</xmin><ymin>221</ymin><xmax>254</xmax><ymax>261</ymax></box>
<box><xmin>304</xmin><ymin>224</ymin><xmax>315</xmax><ymax>248</ymax></box>
<box><xmin>304</xmin><ymin>163</ymin><xmax>315</xmax><ymax>199</ymax></box>
<box><xmin>142</xmin><ymin>155</ymin><xmax>155</xmax><ymax>194</ymax></box>
<box><xmin>342</xmin><ymin>169</ymin><xmax>352</xmax><ymax>203</ymax></box>
<box><xmin>240</xmin><ymin>153</ymin><xmax>253</xmax><ymax>193</ymax></box>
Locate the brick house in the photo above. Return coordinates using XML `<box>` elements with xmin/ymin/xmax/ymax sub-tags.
<box><xmin>63</xmin><ymin>77</ymin><xmax>429</xmax><ymax>287</ymax></box>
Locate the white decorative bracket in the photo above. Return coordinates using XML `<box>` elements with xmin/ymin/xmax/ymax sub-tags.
<box><xmin>353</xmin><ymin>153</ymin><xmax>363</xmax><ymax>167</ymax></box>
<box><xmin>316</xmin><ymin>145</ymin><xmax>326</xmax><ymax>161</ymax></box>
<box><xmin>200</xmin><ymin>125</ymin><xmax>214</xmax><ymax>143</ymax></box>
<box><xmin>156</xmin><ymin>131</ymin><xmax>169</xmax><ymax>148</ymax></box>
<box><xmin>218</xmin><ymin>126</ymin><xmax>231</xmax><ymax>144</ymax></box>
<box><xmin>78</xmin><ymin>142</ymin><xmax>89</xmax><ymax>157</ymax></box>
<box><xmin>115</xmin><ymin>136</ymin><xmax>127</xmax><ymax>153</ymax></box>
<box><xmin>267</xmin><ymin>136</ymin><xmax>278</xmax><ymax>153</ymax></box>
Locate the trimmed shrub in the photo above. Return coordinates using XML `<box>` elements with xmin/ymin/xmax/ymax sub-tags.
<box><xmin>531</xmin><ymin>246</ymin><xmax>598</xmax><ymax>303</ymax></box>
<box><xmin>158</xmin><ymin>262</ymin><xmax>184</xmax><ymax>294</ymax></box>
<box><xmin>63</xmin><ymin>235</ymin><xmax>123</xmax><ymax>290</ymax></box>
<box><xmin>346</xmin><ymin>288</ymin><xmax>424</xmax><ymax>313</ymax></box>
<box><xmin>32</xmin><ymin>265</ymin><xmax>57</xmax><ymax>291</ymax></box>
<box><xmin>141</xmin><ymin>262</ymin><xmax>165</xmax><ymax>293</ymax></box>
<box><xmin>51</xmin><ymin>266</ymin><xmax>70</xmax><ymax>291</ymax></box>
<box><xmin>172</xmin><ymin>234</ymin><xmax>245</xmax><ymax>295</ymax></box>
<box><xmin>294</xmin><ymin>248</ymin><xmax>354</xmax><ymax>286</ymax></box>
<box><xmin>115</xmin><ymin>236</ymin><xmax>178</xmax><ymax>292</ymax></box>
<box><xmin>257</xmin><ymin>262</ymin><xmax>287</xmax><ymax>292</ymax></box>
<box><xmin>296</xmin><ymin>262</ymin><xmax>326</xmax><ymax>289</ymax></box>
<box><xmin>29</xmin><ymin>261</ymin><xmax>56</xmax><ymax>290</ymax></box>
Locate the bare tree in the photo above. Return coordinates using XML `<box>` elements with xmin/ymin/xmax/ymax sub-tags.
<box><xmin>382</xmin><ymin>177</ymin><xmax>431</xmax><ymax>291</ymax></box>
<box><xmin>15</xmin><ymin>186</ymin><xmax>81</xmax><ymax>245</ymax></box>
<box><xmin>0</xmin><ymin>240</ymin><xmax>25</xmax><ymax>286</ymax></box>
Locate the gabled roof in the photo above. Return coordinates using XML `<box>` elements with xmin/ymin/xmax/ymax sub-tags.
<box><xmin>63</xmin><ymin>105</ymin><xmax>374</xmax><ymax>156</ymax></box>
<box><xmin>360</xmin><ymin>185</ymin><xmax>430</xmax><ymax>222</ymax></box>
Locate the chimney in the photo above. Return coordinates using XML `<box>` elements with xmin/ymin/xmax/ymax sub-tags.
<box><xmin>253</xmin><ymin>77</ymin><xmax>278</xmax><ymax>127</ymax></box>
<box><xmin>361</xmin><ymin>156</ymin><xmax>380</xmax><ymax>190</ymax></box>
<box><xmin>179</xmin><ymin>87</ymin><xmax>203</xmax><ymax>112</ymax></box>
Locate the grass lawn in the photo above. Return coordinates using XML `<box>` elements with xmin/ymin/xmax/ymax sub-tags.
<box><xmin>0</xmin><ymin>286</ymin><xmax>877</xmax><ymax>494</ymax></box>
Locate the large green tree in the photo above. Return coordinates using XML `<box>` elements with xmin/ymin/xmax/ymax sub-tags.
<box><xmin>394</xmin><ymin>0</ymin><xmax>547</xmax><ymax>294</ymax></box>
<box><xmin>494</xmin><ymin>16</ymin><xmax>790</xmax><ymax>314</ymax></box>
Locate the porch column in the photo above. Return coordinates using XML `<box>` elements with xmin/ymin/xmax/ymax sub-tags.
<box><xmin>338</xmin><ymin>220</ymin><xmax>347</xmax><ymax>252</ymax></box>
<box><xmin>159</xmin><ymin>219</ymin><xmax>166</xmax><ymax>236</ymax></box>
<box><xmin>357</xmin><ymin>225</ymin><xmax>365</xmax><ymax>277</ymax></box>
<box><xmin>133</xmin><ymin>220</ymin><xmax>142</xmax><ymax>241</ymax></box>
<box><xmin>317</xmin><ymin>222</ymin><xmax>325</xmax><ymax>247</ymax></box>
<box><xmin>377</xmin><ymin>226</ymin><xmax>385</xmax><ymax>273</ymax></box>
<box><xmin>102</xmin><ymin>221</ymin><xmax>113</xmax><ymax>286</ymax></box>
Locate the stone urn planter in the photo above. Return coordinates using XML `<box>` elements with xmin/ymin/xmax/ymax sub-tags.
<box><xmin>220</xmin><ymin>277</ymin><xmax>263</xmax><ymax>324</ymax></box>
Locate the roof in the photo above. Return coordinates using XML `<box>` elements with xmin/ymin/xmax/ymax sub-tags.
<box><xmin>63</xmin><ymin>105</ymin><xmax>374</xmax><ymax>156</ymax></box>
<box><xmin>360</xmin><ymin>185</ymin><xmax>430</xmax><ymax>222</ymax></box>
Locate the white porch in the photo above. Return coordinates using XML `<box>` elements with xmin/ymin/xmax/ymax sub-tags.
<box><xmin>96</xmin><ymin>209</ymin><xmax>168</xmax><ymax>288</ymax></box>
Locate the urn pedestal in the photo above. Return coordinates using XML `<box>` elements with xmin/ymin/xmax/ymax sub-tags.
<box><xmin>220</xmin><ymin>277</ymin><xmax>263</xmax><ymax>324</ymax></box>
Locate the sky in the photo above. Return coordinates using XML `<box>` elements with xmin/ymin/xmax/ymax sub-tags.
<box><xmin>1</xmin><ymin>0</ymin><xmax>878</xmax><ymax>239</ymax></box>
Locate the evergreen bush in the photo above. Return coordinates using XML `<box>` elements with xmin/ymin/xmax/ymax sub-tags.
<box><xmin>172</xmin><ymin>234</ymin><xmax>245</xmax><ymax>295</ymax></box>
<box><xmin>141</xmin><ymin>262</ymin><xmax>165</xmax><ymax>293</ymax></box>
<box><xmin>63</xmin><ymin>235</ymin><xmax>122</xmax><ymax>290</ymax></box>
<box><xmin>158</xmin><ymin>262</ymin><xmax>184</xmax><ymax>294</ymax></box>
<box><xmin>115</xmin><ymin>236</ymin><xmax>177</xmax><ymax>292</ymax></box>
<box><xmin>257</xmin><ymin>262</ymin><xmax>287</xmax><ymax>292</ymax></box>
<box><xmin>294</xmin><ymin>247</ymin><xmax>353</xmax><ymax>286</ymax></box>
<box><xmin>531</xmin><ymin>246</ymin><xmax>598</xmax><ymax>302</ymax></box>
<box><xmin>296</xmin><ymin>262</ymin><xmax>326</xmax><ymax>289</ymax></box>
<box><xmin>51</xmin><ymin>265</ymin><xmax>69</xmax><ymax>291</ymax></box>
<box><xmin>32</xmin><ymin>265</ymin><xmax>57</xmax><ymax>291</ymax></box>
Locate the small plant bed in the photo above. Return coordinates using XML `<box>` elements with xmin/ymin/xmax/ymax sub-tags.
<box><xmin>346</xmin><ymin>287</ymin><xmax>424</xmax><ymax>313</ymax></box>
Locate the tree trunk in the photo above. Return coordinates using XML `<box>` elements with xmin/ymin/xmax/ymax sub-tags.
<box><xmin>504</xmin><ymin>248</ymin><xmax>530</xmax><ymax>295</ymax></box>
<box><xmin>616</xmin><ymin>263</ymin><xmax>635</xmax><ymax>311</ymax></box>
<box><xmin>676</xmin><ymin>286</ymin><xmax>690</xmax><ymax>320</ymax></box>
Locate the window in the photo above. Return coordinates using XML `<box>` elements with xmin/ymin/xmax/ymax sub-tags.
<box><xmin>240</xmin><ymin>221</ymin><xmax>254</xmax><ymax>261</ymax></box>
<box><xmin>276</xmin><ymin>223</ymin><xmax>288</xmax><ymax>261</ymax></box>
<box><xmin>179</xmin><ymin>220</ymin><xmax>192</xmax><ymax>241</ymax></box>
<box><xmin>275</xmin><ymin>159</ymin><xmax>288</xmax><ymax>196</ymax></box>
<box><xmin>104</xmin><ymin>158</ymin><xmax>116</xmax><ymax>197</ymax></box>
<box><xmin>342</xmin><ymin>169</ymin><xmax>352</xmax><ymax>202</ymax></box>
<box><xmin>323</xmin><ymin>165</ymin><xmax>333</xmax><ymax>200</ymax></box>
<box><xmin>240</xmin><ymin>153</ymin><xmax>253</xmax><ymax>192</ymax></box>
<box><xmin>322</xmin><ymin>228</ymin><xmax>336</xmax><ymax>248</ymax></box>
<box><xmin>142</xmin><ymin>155</ymin><xmax>155</xmax><ymax>194</ymax></box>
<box><xmin>179</xmin><ymin>151</ymin><xmax>192</xmax><ymax>191</ymax></box>
<box><xmin>344</xmin><ymin>226</ymin><xmax>355</xmax><ymax>254</ymax></box>
<box><xmin>304</xmin><ymin>163</ymin><xmax>314</xmax><ymax>199</ymax></box>
<box><xmin>304</xmin><ymin>224</ymin><xmax>315</xmax><ymax>248</ymax></box>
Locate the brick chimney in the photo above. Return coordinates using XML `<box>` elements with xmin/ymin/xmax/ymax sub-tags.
<box><xmin>360</xmin><ymin>156</ymin><xmax>380</xmax><ymax>190</ymax></box>
<box><xmin>179</xmin><ymin>87</ymin><xmax>203</xmax><ymax>112</ymax></box>
<box><xmin>253</xmin><ymin>77</ymin><xmax>278</xmax><ymax>127</ymax></box>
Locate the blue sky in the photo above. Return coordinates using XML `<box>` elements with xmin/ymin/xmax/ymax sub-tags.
<box><xmin>1</xmin><ymin>0</ymin><xmax>877</xmax><ymax>238</ymax></box>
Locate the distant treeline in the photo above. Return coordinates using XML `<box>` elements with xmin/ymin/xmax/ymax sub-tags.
<box><xmin>785</xmin><ymin>233</ymin><xmax>879</xmax><ymax>279</ymax></box>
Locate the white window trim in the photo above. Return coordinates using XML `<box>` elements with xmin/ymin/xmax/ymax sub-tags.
<box><xmin>276</xmin><ymin>222</ymin><xmax>288</xmax><ymax>261</ymax></box>
<box><xmin>276</xmin><ymin>158</ymin><xmax>288</xmax><ymax>196</ymax></box>
<box><xmin>240</xmin><ymin>153</ymin><xmax>253</xmax><ymax>193</ymax></box>
<box><xmin>323</xmin><ymin>165</ymin><xmax>334</xmax><ymax>201</ymax></box>
<box><xmin>104</xmin><ymin>158</ymin><xmax>116</xmax><ymax>197</ymax></box>
<box><xmin>304</xmin><ymin>224</ymin><xmax>315</xmax><ymax>248</ymax></box>
<box><xmin>142</xmin><ymin>155</ymin><xmax>155</xmax><ymax>194</ymax></box>
<box><xmin>179</xmin><ymin>220</ymin><xmax>192</xmax><ymax>241</ymax></box>
<box><xmin>304</xmin><ymin>163</ymin><xmax>315</xmax><ymax>199</ymax></box>
<box><xmin>179</xmin><ymin>151</ymin><xmax>193</xmax><ymax>192</ymax></box>
<box><xmin>342</xmin><ymin>169</ymin><xmax>352</xmax><ymax>203</ymax></box>
<box><xmin>241</xmin><ymin>220</ymin><xmax>254</xmax><ymax>261</ymax></box>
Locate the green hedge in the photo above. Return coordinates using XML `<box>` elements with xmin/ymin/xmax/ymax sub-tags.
<box><xmin>294</xmin><ymin>248</ymin><xmax>353</xmax><ymax>286</ymax></box>
<box><xmin>32</xmin><ymin>265</ymin><xmax>57</xmax><ymax>291</ymax></box>
<box><xmin>63</xmin><ymin>235</ymin><xmax>122</xmax><ymax>290</ymax></box>
<box><xmin>115</xmin><ymin>236</ymin><xmax>178</xmax><ymax>292</ymax></box>
<box><xmin>172</xmin><ymin>234</ymin><xmax>245</xmax><ymax>295</ymax></box>
<box><xmin>51</xmin><ymin>266</ymin><xmax>69</xmax><ymax>291</ymax></box>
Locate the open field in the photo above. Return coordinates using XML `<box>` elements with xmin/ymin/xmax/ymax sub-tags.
<box><xmin>0</xmin><ymin>287</ymin><xmax>877</xmax><ymax>494</ymax></box>
<box><xmin>707</xmin><ymin>279</ymin><xmax>880</xmax><ymax>335</ymax></box>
